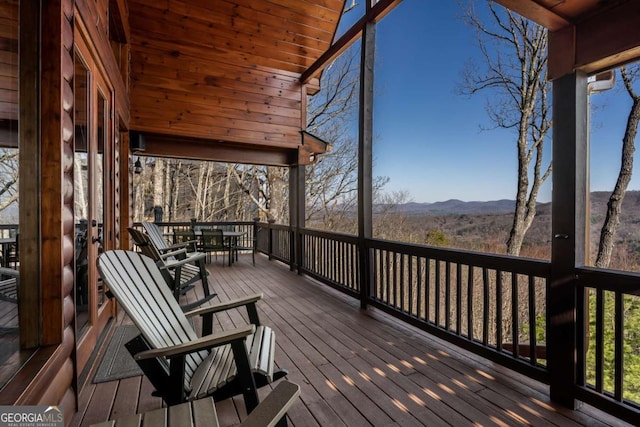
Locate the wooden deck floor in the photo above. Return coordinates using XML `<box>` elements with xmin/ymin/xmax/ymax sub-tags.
<box><xmin>71</xmin><ymin>254</ymin><xmax>630</xmax><ymax>427</ymax></box>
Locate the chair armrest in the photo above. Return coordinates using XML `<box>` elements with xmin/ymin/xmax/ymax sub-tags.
<box><xmin>158</xmin><ymin>242</ymin><xmax>191</xmax><ymax>253</ymax></box>
<box><xmin>185</xmin><ymin>293</ymin><xmax>263</xmax><ymax>317</ymax></box>
<box><xmin>134</xmin><ymin>325</ymin><xmax>255</xmax><ymax>360</ymax></box>
<box><xmin>159</xmin><ymin>248</ymin><xmax>188</xmax><ymax>259</ymax></box>
<box><xmin>0</xmin><ymin>267</ymin><xmax>19</xmax><ymax>278</ymax></box>
<box><xmin>161</xmin><ymin>252</ymin><xmax>207</xmax><ymax>269</ymax></box>
<box><xmin>240</xmin><ymin>381</ymin><xmax>301</xmax><ymax>427</ymax></box>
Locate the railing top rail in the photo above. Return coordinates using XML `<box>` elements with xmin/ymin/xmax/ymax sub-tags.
<box><xmin>133</xmin><ymin>221</ymin><xmax>256</xmax><ymax>228</ymax></box>
<box><xmin>256</xmin><ymin>222</ymin><xmax>290</xmax><ymax>231</ymax></box>
<box><xmin>366</xmin><ymin>237</ymin><xmax>551</xmax><ymax>277</ymax></box>
<box><xmin>301</xmin><ymin>228</ymin><xmax>359</xmax><ymax>244</ymax></box>
<box><xmin>577</xmin><ymin>267</ymin><xmax>640</xmax><ymax>295</ymax></box>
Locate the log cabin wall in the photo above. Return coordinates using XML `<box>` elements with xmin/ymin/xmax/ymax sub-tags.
<box><xmin>21</xmin><ymin>0</ymin><xmax>78</xmax><ymax>422</ymax></box>
<box><xmin>128</xmin><ymin>0</ymin><xmax>342</xmax><ymax>161</ymax></box>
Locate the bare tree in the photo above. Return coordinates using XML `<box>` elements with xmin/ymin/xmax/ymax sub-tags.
<box><xmin>595</xmin><ymin>65</ymin><xmax>640</xmax><ymax>268</ymax></box>
<box><xmin>461</xmin><ymin>1</ymin><xmax>552</xmax><ymax>256</ymax></box>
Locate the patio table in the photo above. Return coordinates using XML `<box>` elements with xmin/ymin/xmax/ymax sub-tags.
<box><xmin>194</xmin><ymin>230</ymin><xmax>246</xmax><ymax>265</ymax></box>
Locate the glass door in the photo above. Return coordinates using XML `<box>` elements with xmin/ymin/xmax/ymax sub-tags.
<box><xmin>73</xmin><ymin>35</ymin><xmax>115</xmax><ymax>372</ymax></box>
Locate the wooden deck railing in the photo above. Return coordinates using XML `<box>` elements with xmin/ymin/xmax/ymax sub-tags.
<box><xmin>299</xmin><ymin>228</ymin><xmax>360</xmax><ymax>297</ymax></box>
<box><xmin>575</xmin><ymin>267</ymin><xmax>640</xmax><ymax>419</ymax></box>
<box><xmin>366</xmin><ymin>238</ymin><xmax>549</xmax><ymax>382</ymax></box>
<box><xmin>134</xmin><ymin>221</ymin><xmax>640</xmax><ymax>424</ymax></box>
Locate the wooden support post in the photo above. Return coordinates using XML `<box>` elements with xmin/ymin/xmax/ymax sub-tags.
<box><xmin>358</xmin><ymin>18</ymin><xmax>375</xmax><ymax>310</ymax></box>
<box><xmin>549</xmin><ymin>71</ymin><xmax>588</xmax><ymax>408</ymax></box>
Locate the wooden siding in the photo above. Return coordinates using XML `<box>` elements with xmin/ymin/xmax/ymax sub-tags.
<box><xmin>129</xmin><ymin>0</ymin><xmax>343</xmax><ymax>155</ymax></box>
<box><xmin>72</xmin><ymin>256</ymin><xmax>631</xmax><ymax>427</ymax></box>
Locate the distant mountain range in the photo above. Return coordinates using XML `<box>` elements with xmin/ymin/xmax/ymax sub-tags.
<box><xmin>381</xmin><ymin>190</ymin><xmax>640</xmax><ymax>216</ymax></box>
<box><xmin>381</xmin><ymin>199</ymin><xmax>517</xmax><ymax>216</ymax></box>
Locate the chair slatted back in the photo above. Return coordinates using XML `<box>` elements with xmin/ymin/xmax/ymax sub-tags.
<box><xmin>128</xmin><ymin>228</ymin><xmax>162</xmax><ymax>260</ymax></box>
<box><xmin>142</xmin><ymin>222</ymin><xmax>173</xmax><ymax>252</ymax></box>
<box><xmin>97</xmin><ymin>250</ymin><xmax>207</xmax><ymax>390</ymax></box>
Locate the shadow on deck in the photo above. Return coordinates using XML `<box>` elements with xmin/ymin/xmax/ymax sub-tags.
<box><xmin>71</xmin><ymin>253</ymin><xmax>629</xmax><ymax>426</ymax></box>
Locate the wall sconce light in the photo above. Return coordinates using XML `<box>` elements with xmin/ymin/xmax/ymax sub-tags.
<box><xmin>133</xmin><ymin>157</ymin><xmax>143</xmax><ymax>174</ymax></box>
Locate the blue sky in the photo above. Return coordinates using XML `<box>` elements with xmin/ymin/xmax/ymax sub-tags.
<box><xmin>336</xmin><ymin>0</ymin><xmax>638</xmax><ymax>203</ymax></box>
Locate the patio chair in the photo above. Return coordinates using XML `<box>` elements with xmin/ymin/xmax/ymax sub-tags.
<box><xmin>199</xmin><ymin>229</ymin><xmax>229</xmax><ymax>264</ymax></box>
<box><xmin>173</xmin><ymin>229</ymin><xmax>199</xmax><ymax>252</ymax></box>
<box><xmin>128</xmin><ymin>228</ymin><xmax>216</xmax><ymax>311</ymax></box>
<box><xmin>230</xmin><ymin>230</ymin><xmax>256</xmax><ymax>266</ymax></box>
<box><xmin>97</xmin><ymin>250</ymin><xmax>288</xmax><ymax>413</ymax></box>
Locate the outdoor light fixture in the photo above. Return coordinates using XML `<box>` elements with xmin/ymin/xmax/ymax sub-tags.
<box><xmin>134</xmin><ymin>157</ymin><xmax>143</xmax><ymax>174</ymax></box>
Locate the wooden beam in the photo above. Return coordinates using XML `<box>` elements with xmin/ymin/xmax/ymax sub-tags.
<box><xmin>491</xmin><ymin>0</ymin><xmax>570</xmax><ymax>31</ymax></box>
<box><xmin>301</xmin><ymin>0</ymin><xmax>402</xmax><ymax>83</ymax></box>
<box><xmin>140</xmin><ymin>132</ymin><xmax>298</xmax><ymax>166</ymax></box>
<box><xmin>575</xmin><ymin>1</ymin><xmax>640</xmax><ymax>74</ymax></box>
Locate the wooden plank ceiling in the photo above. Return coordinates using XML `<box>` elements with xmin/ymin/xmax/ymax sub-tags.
<box><xmin>129</xmin><ymin>0</ymin><xmax>344</xmax><ymax>165</ymax></box>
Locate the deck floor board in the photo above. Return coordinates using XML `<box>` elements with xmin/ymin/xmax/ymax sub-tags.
<box><xmin>71</xmin><ymin>254</ymin><xmax>633</xmax><ymax>427</ymax></box>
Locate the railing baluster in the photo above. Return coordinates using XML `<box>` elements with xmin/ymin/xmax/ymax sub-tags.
<box><xmin>482</xmin><ymin>267</ymin><xmax>489</xmax><ymax>347</ymax></box>
<box><xmin>435</xmin><ymin>260</ymin><xmax>441</xmax><ymax>327</ymax></box>
<box><xmin>512</xmin><ymin>273</ymin><xmax>519</xmax><ymax>358</ymax></box>
<box><xmin>496</xmin><ymin>270</ymin><xmax>503</xmax><ymax>352</ymax></box>
<box><xmin>445</xmin><ymin>261</ymin><xmax>451</xmax><ymax>331</ymax></box>
<box><xmin>417</xmin><ymin>256</ymin><xmax>423</xmax><ymax>320</ymax></box>
<box><xmin>456</xmin><ymin>263</ymin><xmax>462</xmax><ymax>335</ymax></box>
<box><xmin>528</xmin><ymin>275</ymin><xmax>537</xmax><ymax>366</ymax></box>
<box><xmin>426</xmin><ymin>258</ymin><xmax>431</xmax><ymax>324</ymax></box>
<box><xmin>467</xmin><ymin>266</ymin><xmax>474</xmax><ymax>341</ymax></box>
<box><xmin>408</xmin><ymin>254</ymin><xmax>414</xmax><ymax>316</ymax></box>
<box><xmin>595</xmin><ymin>288</ymin><xmax>604</xmax><ymax>393</ymax></box>
<box><xmin>400</xmin><ymin>253</ymin><xmax>405</xmax><ymax>312</ymax></box>
<box><xmin>614</xmin><ymin>292</ymin><xmax>624</xmax><ymax>402</ymax></box>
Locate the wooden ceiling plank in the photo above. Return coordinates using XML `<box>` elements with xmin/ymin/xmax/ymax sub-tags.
<box><xmin>130</xmin><ymin>63</ymin><xmax>302</xmax><ymax>103</ymax></box>
<box><xmin>131</xmin><ymin>45</ymin><xmax>304</xmax><ymax>92</ymax></box>
<box><xmin>133</xmin><ymin>0</ymin><xmax>335</xmax><ymax>43</ymax></box>
<box><xmin>132</xmin><ymin>103</ymin><xmax>299</xmax><ymax>137</ymax></box>
<box><xmin>130</xmin><ymin>10</ymin><xmax>318</xmax><ymax>72</ymax></box>
<box><xmin>133</xmin><ymin>90</ymin><xmax>300</xmax><ymax>123</ymax></box>
<box><xmin>132</xmin><ymin>120</ymin><xmax>297</xmax><ymax>148</ymax></box>
<box><xmin>131</xmin><ymin>94</ymin><xmax>301</xmax><ymax>128</ymax></box>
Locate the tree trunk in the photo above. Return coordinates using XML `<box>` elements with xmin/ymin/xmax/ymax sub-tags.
<box><xmin>595</xmin><ymin>68</ymin><xmax>640</xmax><ymax>268</ymax></box>
<box><xmin>153</xmin><ymin>158</ymin><xmax>165</xmax><ymax>221</ymax></box>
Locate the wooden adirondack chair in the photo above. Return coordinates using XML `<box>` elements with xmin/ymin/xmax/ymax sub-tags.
<box><xmin>142</xmin><ymin>221</ymin><xmax>193</xmax><ymax>254</ymax></box>
<box><xmin>90</xmin><ymin>380</ymin><xmax>300</xmax><ymax>427</ymax></box>
<box><xmin>128</xmin><ymin>227</ymin><xmax>216</xmax><ymax>311</ymax></box>
<box><xmin>97</xmin><ymin>250</ymin><xmax>288</xmax><ymax>413</ymax></box>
